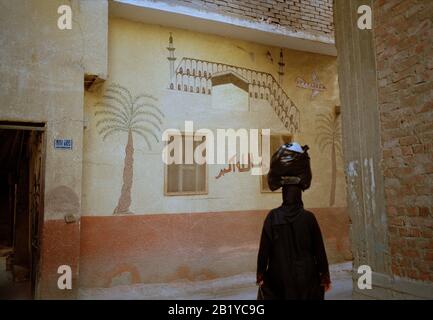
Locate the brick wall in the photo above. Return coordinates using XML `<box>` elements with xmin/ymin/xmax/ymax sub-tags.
<box><xmin>374</xmin><ymin>0</ymin><xmax>433</xmax><ymax>282</ymax></box>
<box><xmin>177</xmin><ymin>0</ymin><xmax>334</xmax><ymax>37</ymax></box>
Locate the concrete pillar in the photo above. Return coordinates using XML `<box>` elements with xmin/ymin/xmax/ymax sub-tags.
<box><xmin>334</xmin><ymin>0</ymin><xmax>433</xmax><ymax>299</ymax></box>
<box><xmin>334</xmin><ymin>0</ymin><xmax>390</xmax><ymax>298</ymax></box>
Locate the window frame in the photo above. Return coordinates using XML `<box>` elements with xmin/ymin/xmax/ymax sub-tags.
<box><xmin>164</xmin><ymin>131</ymin><xmax>208</xmax><ymax>196</ymax></box>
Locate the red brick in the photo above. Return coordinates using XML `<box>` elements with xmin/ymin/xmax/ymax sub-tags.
<box><xmin>424</xmin><ymin>251</ymin><xmax>433</xmax><ymax>261</ymax></box>
<box><xmin>412</xmin><ymin>144</ymin><xmax>424</xmax><ymax>153</ymax></box>
<box><xmin>405</xmin><ymin>207</ymin><xmax>419</xmax><ymax>216</ymax></box>
<box><xmin>419</xmin><ymin>207</ymin><xmax>430</xmax><ymax>217</ymax></box>
<box><xmin>421</xmin><ymin>229</ymin><xmax>433</xmax><ymax>238</ymax></box>
<box><xmin>389</xmin><ymin>216</ymin><xmax>405</xmax><ymax>227</ymax></box>
<box><xmin>178</xmin><ymin>0</ymin><xmax>334</xmax><ymax>36</ymax></box>
<box><xmin>399</xmin><ymin>135</ymin><xmax>419</xmax><ymax>146</ymax></box>
<box><xmin>407</xmin><ymin>269</ymin><xmax>419</xmax><ymax>279</ymax></box>
<box><xmin>401</xmin><ymin>146</ymin><xmax>413</xmax><ymax>155</ymax></box>
<box><xmin>399</xmin><ymin>227</ymin><xmax>421</xmax><ymax>238</ymax></box>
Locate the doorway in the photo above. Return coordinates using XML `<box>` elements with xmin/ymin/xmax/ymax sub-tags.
<box><xmin>0</xmin><ymin>122</ymin><xmax>45</xmax><ymax>299</ymax></box>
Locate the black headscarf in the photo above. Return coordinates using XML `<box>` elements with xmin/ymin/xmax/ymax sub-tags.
<box><xmin>267</xmin><ymin>143</ymin><xmax>312</xmax><ymax>192</ymax></box>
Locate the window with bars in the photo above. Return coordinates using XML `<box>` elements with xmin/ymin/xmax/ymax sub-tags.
<box><xmin>260</xmin><ymin>133</ymin><xmax>292</xmax><ymax>193</ymax></box>
<box><xmin>164</xmin><ymin>133</ymin><xmax>207</xmax><ymax>195</ymax></box>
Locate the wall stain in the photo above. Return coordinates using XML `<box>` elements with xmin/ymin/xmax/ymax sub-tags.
<box><xmin>45</xmin><ymin>185</ymin><xmax>79</xmax><ymax>220</ymax></box>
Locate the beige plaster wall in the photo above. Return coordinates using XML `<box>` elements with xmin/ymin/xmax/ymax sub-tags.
<box><xmin>82</xmin><ymin>18</ymin><xmax>344</xmax><ymax>216</ymax></box>
<box><xmin>0</xmin><ymin>0</ymin><xmax>107</xmax><ymax>221</ymax></box>
<box><xmin>0</xmin><ymin>0</ymin><xmax>108</xmax><ymax>298</ymax></box>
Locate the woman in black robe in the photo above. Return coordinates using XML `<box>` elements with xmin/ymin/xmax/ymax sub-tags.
<box><xmin>256</xmin><ymin>143</ymin><xmax>331</xmax><ymax>300</ymax></box>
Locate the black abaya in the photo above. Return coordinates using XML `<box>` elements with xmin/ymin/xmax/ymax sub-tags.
<box><xmin>257</xmin><ymin>185</ymin><xmax>330</xmax><ymax>300</ymax></box>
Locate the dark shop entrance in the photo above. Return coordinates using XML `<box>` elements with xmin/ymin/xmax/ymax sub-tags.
<box><xmin>0</xmin><ymin>122</ymin><xmax>45</xmax><ymax>299</ymax></box>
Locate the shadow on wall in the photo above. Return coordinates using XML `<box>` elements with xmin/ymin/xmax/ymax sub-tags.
<box><xmin>45</xmin><ymin>185</ymin><xmax>80</xmax><ymax>220</ymax></box>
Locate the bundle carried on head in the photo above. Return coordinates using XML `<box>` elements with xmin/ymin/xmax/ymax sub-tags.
<box><xmin>267</xmin><ymin>142</ymin><xmax>312</xmax><ymax>191</ymax></box>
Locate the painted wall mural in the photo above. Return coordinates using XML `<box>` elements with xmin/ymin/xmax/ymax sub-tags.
<box><xmin>296</xmin><ymin>71</ymin><xmax>326</xmax><ymax>99</ymax></box>
<box><xmin>79</xmin><ymin>20</ymin><xmax>348</xmax><ymax>289</ymax></box>
<box><xmin>277</xmin><ymin>48</ymin><xmax>285</xmax><ymax>85</ymax></box>
<box><xmin>82</xmin><ymin>19</ymin><xmax>345</xmax><ymax>216</ymax></box>
<box><xmin>315</xmin><ymin>109</ymin><xmax>342</xmax><ymax>207</ymax></box>
<box><xmin>94</xmin><ymin>83</ymin><xmax>165</xmax><ymax>214</ymax></box>
<box><xmin>265</xmin><ymin>50</ymin><xmax>274</xmax><ymax>64</ymax></box>
<box><xmin>167</xmin><ymin>34</ymin><xmax>300</xmax><ymax>134</ymax></box>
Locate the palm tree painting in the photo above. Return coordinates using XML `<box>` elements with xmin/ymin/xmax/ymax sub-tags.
<box><xmin>315</xmin><ymin>109</ymin><xmax>342</xmax><ymax>207</ymax></box>
<box><xmin>94</xmin><ymin>83</ymin><xmax>164</xmax><ymax>214</ymax></box>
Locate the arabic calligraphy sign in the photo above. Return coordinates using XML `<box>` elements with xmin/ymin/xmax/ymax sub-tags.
<box><xmin>215</xmin><ymin>153</ymin><xmax>263</xmax><ymax>179</ymax></box>
<box><xmin>295</xmin><ymin>71</ymin><xmax>326</xmax><ymax>99</ymax></box>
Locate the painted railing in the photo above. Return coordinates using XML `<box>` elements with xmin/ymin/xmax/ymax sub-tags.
<box><xmin>169</xmin><ymin>57</ymin><xmax>300</xmax><ymax>134</ymax></box>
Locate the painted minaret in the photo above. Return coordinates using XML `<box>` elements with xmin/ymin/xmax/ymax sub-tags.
<box><xmin>167</xmin><ymin>32</ymin><xmax>176</xmax><ymax>89</ymax></box>
<box><xmin>278</xmin><ymin>48</ymin><xmax>285</xmax><ymax>85</ymax></box>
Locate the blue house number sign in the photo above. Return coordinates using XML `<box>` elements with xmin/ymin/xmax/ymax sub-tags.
<box><xmin>54</xmin><ymin>139</ymin><xmax>73</xmax><ymax>150</ymax></box>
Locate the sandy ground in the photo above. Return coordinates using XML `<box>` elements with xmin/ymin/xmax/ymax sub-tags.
<box><xmin>78</xmin><ymin>262</ymin><xmax>353</xmax><ymax>300</ymax></box>
<box><xmin>1</xmin><ymin>256</ymin><xmax>352</xmax><ymax>300</ymax></box>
